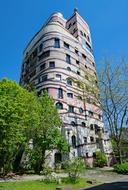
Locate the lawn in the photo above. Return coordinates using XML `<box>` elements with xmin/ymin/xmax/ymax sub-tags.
<box><xmin>0</xmin><ymin>178</ymin><xmax>93</xmax><ymax>190</ymax></box>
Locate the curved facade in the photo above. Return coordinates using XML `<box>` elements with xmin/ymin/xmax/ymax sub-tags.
<box><xmin>20</xmin><ymin>10</ymin><xmax>112</xmax><ymax>167</ymax></box>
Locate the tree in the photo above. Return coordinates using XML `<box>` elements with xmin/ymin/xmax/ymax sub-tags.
<box><xmin>71</xmin><ymin>57</ymin><xmax>128</xmax><ymax>164</ymax></box>
<box><xmin>0</xmin><ymin>78</ymin><xmax>40</xmax><ymax>175</ymax></box>
<box><xmin>94</xmin><ymin>151</ymin><xmax>107</xmax><ymax>167</ymax></box>
<box><xmin>98</xmin><ymin>58</ymin><xmax>128</xmax><ymax>163</ymax></box>
<box><xmin>29</xmin><ymin>91</ymin><xmax>69</xmax><ymax>174</ymax></box>
<box><xmin>63</xmin><ymin>157</ymin><xmax>86</xmax><ymax>181</ymax></box>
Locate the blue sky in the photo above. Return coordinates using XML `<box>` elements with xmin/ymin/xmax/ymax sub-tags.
<box><xmin>0</xmin><ymin>0</ymin><xmax>128</xmax><ymax>82</ymax></box>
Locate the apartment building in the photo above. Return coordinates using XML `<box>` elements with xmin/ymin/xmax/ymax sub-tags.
<box><xmin>20</xmin><ymin>9</ymin><xmax>112</xmax><ymax>167</ymax></box>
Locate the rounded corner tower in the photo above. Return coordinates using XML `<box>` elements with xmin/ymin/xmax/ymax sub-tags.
<box><xmin>20</xmin><ymin>10</ymin><xmax>112</xmax><ymax>167</ymax></box>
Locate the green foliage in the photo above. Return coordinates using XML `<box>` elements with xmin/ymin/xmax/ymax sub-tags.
<box><xmin>28</xmin><ymin>91</ymin><xmax>69</xmax><ymax>174</ymax></box>
<box><xmin>94</xmin><ymin>151</ymin><xmax>107</xmax><ymax>167</ymax></box>
<box><xmin>0</xmin><ymin>178</ymin><xmax>92</xmax><ymax>190</ymax></box>
<box><xmin>114</xmin><ymin>162</ymin><xmax>128</xmax><ymax>174</ymax></box>
<box><xmin>0</xmin><ymin>79</ymin><xmax>68</xmax><ymax>175</ymax></box>
<box><xmin>63</xmin><ymin>157</ymin><xmax>86</xmax><ymax>180</ymax></box>
<box><xmin>0</xmin><ymin>78</ymin><xmax>40</xmax><ymax>174</ymax></box>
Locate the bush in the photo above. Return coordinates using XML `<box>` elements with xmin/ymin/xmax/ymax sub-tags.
<box><xmin>61</xmin><ymin>177</ymin><xmax>80</xmax><ymax>184</ymax></box>
<box><xmin>114</xmin><ymin>162</ymin><xmax>128</xmax><ymax>174</ymax></box>
<box><xmin>63</xmin><ymin>157</ymin><xmax>86</xmax><ymax>181</ymax></box>
<box><xmin>94</xmin><ymin>151</ymin><xmax>107</xmax><ymax>167</ymax></box>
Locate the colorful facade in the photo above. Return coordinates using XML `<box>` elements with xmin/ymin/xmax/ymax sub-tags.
<box><xmin>20</xmin><ymin>10</ymin><xmax>112</xmax><ymax>167</ymax></box>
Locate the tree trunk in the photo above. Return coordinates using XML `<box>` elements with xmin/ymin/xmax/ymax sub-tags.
<box><xmin>34</xmin><ymin>150</ymin><xmax>45</xmax><ymax>174</ymax></box>
<box><xmin>116</xmin><ymin>143</ymin><xmax>123</xmax><ymax>164</ymax></box>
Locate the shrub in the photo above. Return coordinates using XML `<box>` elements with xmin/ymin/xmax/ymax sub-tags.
<box><xmin>94</xmin><ymin>151</ymin><xmax>107</xmax><ymax>167</ymax></box>
<box><xmin>63</xmin><ymin>157</ymin><xmax>86</xmax><ymax>181</ymax></box>
<box><xmin>61</xmin><ymin>177</ymin><xmax>80</xmax><ymax>184</ymax></box>
<box><xmin>114</xmin><ymin>162</ymin><xmax>128</xmax><ymax>174</ymax></box>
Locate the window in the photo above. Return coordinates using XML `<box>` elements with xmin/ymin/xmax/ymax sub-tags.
<box><xmin>73</xmin><ymin>28</ymin><xmax>77</xmax><ymax>34</ymax></box>
<box><xmin>38</xmin><ymin>50</ymin><xmax>50</xmax><ymax>61</ymax></box>
<box><xmin>67</xmin><ymin>67</ymin><xmax>71</xmax><ymax>71</ymax></box>
<box><xmin>79</xmin><ymin>107</ymin><xmax>83</xmax><ymax>113</ymax></box>
<box><xmin>77</xmin><ymin>71</ymin><xmax>80</xmax><ymax>75</ymax></box>
<box><xmin>68</xmin><ymin>23</ymin><xmax>72</xmax><ymax>29</ymax></box>
<box><xmin>80</xmin><ymin>30</ymin><xmax>83</xmax><ymax>36</ymax></box>
<box><xmin>64</xmin><ymin>42</ymin><xmax>69</xmax><ymax>49</ymax></box>
<box><xmin>88</xmin><ymin>111</ymin><xmax>93</xmax><ymax>117</ymax></box>
<box><xmin>90</xmin><ymin>136</ymin><xmax>94</xmax><ymax>143</ymax></box>
<box><xmin>68</xmin><ymin>105</ymin><xmax>74</xmax><ymax>113</ymax></box>
<box><xmin>32</xmin><ymin>48</ymin><xmax>37</xmax><ymax>58</ymax></box>
<box><xmin>72</xmin><ymin>135</ymin><xmax>76</xmax><ymax>148</ymax></box>
<box><xmin>58</xmin><ymin>88</ymin><xmax>63</xmax><ymax>98</ymax></box>
<box><xmin>67</xmin><ymin>93</ymin><xmax>73</xmax><ymax>98</ymax></box>
<box><xmin>77</xmin><ymin>82</ymin><xmax>81</xmax><ymax>88</ymax></box>
<box><xmin>93</xmin><ymin>152</ymin><xmax>96</xmax><ymax>158</ymax></box>
<box><xmin>104</xmin><ymin>140</ymin><xmax>107</xmax><ymax>145</ymax></box>
<box><xmin>55</xmin><ymin>152</ymin><xmax>62</xmax><ymax>163</ymax></box>
<box><xmin>56</xmin><ymin>74</ymin><xmax>61</xmax><ymax>81</ymax></box>
<box><xmin>40</xmin><ymin>63</ymin><xmax>46</xmax><ymax>70</ymax></box>
<box><xmin>84</xmin><ymin>33</ymin><xmax>86</xmax><ymax>38</ymax></box>
<box><xmin>49</xmin><ymin>61</ymin><xmax>55</xmax><ymax>68</ymax></box>
<box><xmin>82</xmin><ymin>122</ymin><xmax>86</xmax><ymax>127</ymax></box>
<box><xmin>87</xmin><ymin>35</ymin><xmax>90</xmax><ymax>42</ymax></box>
<box><xmin>86</xmin><ymin>42</ymin><xmax>92</xmax><ymax>52</ymax></box>
<box><xmin>71</xmin><ymin>121</ymin><xmax>76</xmax><ymax>127</ymax></box>
<box><xmin>75</xmin><ymin>49</ymin><xmax>79</xmax><ymax>55</ymax></box>
<box><xmin>90</xmin><ymin>124</ymin><xmax>94</xmax><ymax>130</ymax></box>
<box><xmin>83</xmin><ymin>137</ymin><xmax>87</xmax><ymax>144</ymax></box>
<box><xmin>76</xmin><ymin>60</ymin><xmax>79</xmax><ymax>64</ymax></box>
<box><xmin>42</xmin><ymin>75</ymin><xmax>47</xmax><ymax>82</ymax></box>
<box><xmin>39</xmin><ymin>43</ymin><xmax>43</xmax><ymax>52</ymax></box>
<box><xmin>54</xmin><ymin>38</ymin><xmax>60</xmax><ymax>48</ymax></box>
<box><xmin>99</xmin><ymin>115</ymin><xmax>102</xmax><ymax>120</ymax></box>
<box><xmin>95</xmin><ymin>124</ymin><xmax>100</xmax><ymax>134</ymax></box>
<box><xmin>56</xmin><ymin>102</ymin><xmax>63</xmax><ymax>109</ymax></box>
<box><xmin>92</xmin><ymin>62</ymin><xmax>95</xmax><ymax>67</ymax></box>
<box><xmin>82</xmin><ymin>39</ymin><xmax>86</xmax><ymax>50</ymax></box>
<box><xmin>67</xmin><ymin>78</ymin><xmax>72</xmax><ymax>86</ymax></box>
<box><xmin>66</xmin><ymin>54</ymin><xmax>71</xmax><ymax>64</ymax></box>
<box><xmin>37</xmin><ymin>90</ymin><xmax>42</xmax><ymax>96</ymax></box>
<box><xmin>82</xmin><ymin>53</ymin><xmax>86</xmax><ymax>60</ymax></box>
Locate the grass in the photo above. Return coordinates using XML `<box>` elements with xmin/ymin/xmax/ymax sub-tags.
<box><xmin>0</xmin><ymin>178</ymin><xmax>93</xmax><ymax>190</ymax></box>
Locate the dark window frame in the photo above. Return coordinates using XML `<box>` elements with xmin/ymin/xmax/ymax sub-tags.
<box><xmin>49</xmin><ymin>61</ymin><xmax>55</xmax><ymax>68</ymax></box>
<box><xmin>40</xmin><ymin>63</ymin><xmax>46</xmax><ymax>70</ymax></box>
<box><xmin>56</xmin><ymin>102</ymin><xmax>63</xmax><ymax>109</ymax></box>
<box><xmin>58</xmin><ymin>88</ymin><xmax>63</xmax><ymax>98</ymax></box>
<box><xmin>66</xmin><ymin>54</ymin><xmax>71</xmax><ymax>64</ymax></box>
<box><xmin>79</xmin><ymin>107</ymin><xmax>84</xmax><ymax>113</ymax></box>
<box><xmin>68</xmin><ymin>105</ymin><xmax>74</xmax><ymax>113</ymax></box>
<box><xmin>64</xmin><ymin>42</ymin><xmax>69</xmax><ymax>49</ymax></box>
<box><xmin>67</xmin><ymin>93</ymin><xmax>73</xmax><ymax>98</ymax></box>
<box><xmin>56</xmin><ymin>74</ymin><xmax>61</xmax><ymax>80</ymax></box>
<box><xmin>67</xmin><ymin>78</ymin><xmax>72</xmax><ymax>86</ymax></box>
<box><xmin>72</xmin><ymin>135</ymin><xmax>76</xmax><ymax>148</ymax></box>
<box><xmin>42</xmin><ymin>75</ymin><xmax>48</xmax><ymax>82</ymax></box>
<box><xmin>54</xmin><ymin>38</ymin><xmax>60</xmax><ymax>48</ymax></box>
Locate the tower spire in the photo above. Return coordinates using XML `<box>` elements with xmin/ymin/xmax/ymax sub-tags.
<box><xmin>74</xmin><ymin>7</ymin><xmax>78</xmax><ymax>13</ymax></box>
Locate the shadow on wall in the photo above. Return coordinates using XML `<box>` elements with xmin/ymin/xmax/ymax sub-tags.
<box><xmin>83</xmin><ymin>182</ymin><xmax>128</xmax><ymax>190</ymax></box>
